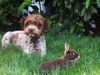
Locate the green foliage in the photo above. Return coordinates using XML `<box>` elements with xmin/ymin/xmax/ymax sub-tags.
<box><xmin>81</xmin><ymin>0</ymin><xmax>97</xmax><ymax>21</ymax></box>
<box><xmin>0</xmin><ymin>0</ymin><xmax>21</xmax><ymax>27</ymax></box>
<box><xmin>85</xmin><ymin>0</ymin><xmax>91</xmax><ymax>9</ymax></box>
<box><xmin>96</xmin><ymin>0</ymin><xmax>100</xmax><ymax>7</ymax></box>
<box><xmin>49</xmin><ymin>0</ymin><xmax>99</xmax><ymax>34</ymax></box>
<box><xmin>0</xmin><ymin>0</ymin><xmax>100</xmax><ymax>35</ymax></box>
<box><xmin>18</xmin><ymin>0</ymin><xmax>31</xmax><ymax>12</ymax></box>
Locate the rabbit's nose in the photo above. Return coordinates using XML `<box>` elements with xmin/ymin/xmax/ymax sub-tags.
<box><xmin>77</xmin><ymin>55</ymin><xmax>80</xmax><ymax>59</ymax></box>
<box><xmin>78</xmin><ymin>55</ymin><xmax>80</xmax><ymax>59</ymax></box>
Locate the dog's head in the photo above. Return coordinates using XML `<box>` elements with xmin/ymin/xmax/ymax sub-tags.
<box><xmin>21</xmin><ymin>14</ymin><xmax>48</xmax><ymax>37</ymax></box>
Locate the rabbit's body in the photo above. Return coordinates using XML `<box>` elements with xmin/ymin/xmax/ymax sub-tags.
<box><xmin>39</xmin><ymin>43</ymin><xmax>80</xmax><ymax>70</ymax></box>
<box><xmin>40</xmin><ymin>58</ymin><xmax>73</xmax><ymax>70</ymax></box>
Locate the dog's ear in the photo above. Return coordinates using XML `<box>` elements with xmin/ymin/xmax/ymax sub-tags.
<box><xmin>37</xmin><ymin>16</ymin><xmax>48</xmax><ymax>30</ymax></box>
<box><xmin>43</xmin><ymin>19</ymin><xmax>48</xmax><ymax>30</ymax></box>
<box><xmin>20</xmin><ymin>16</ymin><xmax>27</xmax><ymax>29</ymax></box>
<box><xmin>64</xmin><ymin>42</ymin><xmax>70</xmax><ymax>55</ymax></box>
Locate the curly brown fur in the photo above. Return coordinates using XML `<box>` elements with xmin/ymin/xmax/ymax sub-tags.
<box><xmin>21</xmin><ymin>14</ymin><xmax>48</xmax><ymax>37</ymax></box>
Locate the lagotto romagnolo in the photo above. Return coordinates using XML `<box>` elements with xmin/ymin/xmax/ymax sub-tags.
<box><xmin>1</xmin><ymin>14</ymin><xmax>48</xmax><ymax>57</ymax></box>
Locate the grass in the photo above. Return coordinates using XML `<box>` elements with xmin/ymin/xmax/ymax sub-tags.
<box><xmin>0</xmin><ymin>32</ymin><xmax>100</xmax><ymax>75</ymax></box>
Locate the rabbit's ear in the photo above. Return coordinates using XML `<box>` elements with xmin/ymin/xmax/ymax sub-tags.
<box><xmin>64</xmin><ymin>42</ymin><xmax>70</xmax><ymax>54</ymax></box>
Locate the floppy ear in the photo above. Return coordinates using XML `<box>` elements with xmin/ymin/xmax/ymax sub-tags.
<box><xmin>64</xmin><ymin>42</ymin><xmax>70</xmax><ymax>55</ymax></box>
<box><xmin>43</xmin><ymin>19</ymin><xmax>48</xmax><ymax>29</ymax></box>
<box><xmin>20</xmin><ymin>16</ymin><xmax>27</xmax><ymax>29</ymax></box>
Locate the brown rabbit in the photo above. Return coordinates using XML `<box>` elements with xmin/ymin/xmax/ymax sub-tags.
<box><xmin>39</xmin><ymin>42</ymin><xmax>80</xmax><ymax>70</ymax></box>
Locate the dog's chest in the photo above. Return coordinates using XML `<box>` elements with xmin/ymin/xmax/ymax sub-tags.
<box><xmin>12</xmin><ymin>33</ymin><xmax>41</xmax><ymax>51</ymax></box>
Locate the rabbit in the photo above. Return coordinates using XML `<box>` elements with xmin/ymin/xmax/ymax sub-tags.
<box><xmin>39</xmin><ymin>42</ymin><xmax>80</xmax><ymax>71</ymax></box>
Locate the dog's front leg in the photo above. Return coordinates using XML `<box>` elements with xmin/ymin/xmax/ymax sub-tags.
<box><xmin>37</xmin><ymin>36</ymin><xmax>46</xmax><ymax>57</ymax></box>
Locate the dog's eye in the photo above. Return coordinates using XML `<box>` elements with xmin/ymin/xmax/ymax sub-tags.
<box><xmin>30</xmin><ymin>21</ymin><xmax>33</xmax><ymax>24</ymax></box>
<box><xmin>37</xmin><ymin>25</ymin><xmax>41</xmax><ymax>29</ymax></box>
<box><xmin>26</xmin><ymin>22</ymin><xmax>31</xmax><ymax>25</ymax></box>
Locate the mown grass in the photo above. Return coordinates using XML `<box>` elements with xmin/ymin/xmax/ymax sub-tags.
<box><xmin>0</xmin><ymin>32</ymin><xmax>100</xmax><ymax>75</ymax></box>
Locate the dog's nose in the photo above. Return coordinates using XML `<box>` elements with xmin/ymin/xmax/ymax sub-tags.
<box><xmin>29</xmin><ymin>28</ymin><xmax>34</xmax><ymax>32</ymax></box>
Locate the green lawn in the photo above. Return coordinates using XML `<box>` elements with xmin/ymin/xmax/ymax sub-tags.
<box><xmin>0</xmin><ymin>32</ymin><xmax>100</xmax><ymax>75</ymax></box>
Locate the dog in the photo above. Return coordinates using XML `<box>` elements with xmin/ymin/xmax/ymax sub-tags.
<box><xmin>39</xmin><ymin>43</ymin><xmax>80</xmax><ymax>70</ymax></box>
<box><xmin>1</xmin><ymin>14</ymin><xmax>48</xmax><ymax>57</ymax></box>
